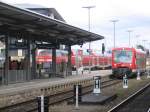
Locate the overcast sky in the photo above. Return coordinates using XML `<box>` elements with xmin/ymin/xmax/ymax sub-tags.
<box><xmin>2</xmin><ymin>0</ymin><xmax>150</xmax><ymax>50</ymax></box>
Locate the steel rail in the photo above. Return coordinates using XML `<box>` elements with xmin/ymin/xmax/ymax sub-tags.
<box><xmin>0</xmin><ymin>77</ymin><xmax>120</xmax><ymax>112</ymax></box>
<box><xmin>107</xmin><ymin>82</ymin><xmax>150</xmax><ymax>112</ymax></box>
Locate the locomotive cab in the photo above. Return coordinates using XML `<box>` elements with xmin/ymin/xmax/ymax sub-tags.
<box><xmin>112</xmin><ymin>47</ymin><xmax>146</xmax><ymax>78</ymax></box>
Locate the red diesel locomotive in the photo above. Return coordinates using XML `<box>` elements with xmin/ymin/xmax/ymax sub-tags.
<box><xmin>112</xmin><ymin>47</ymin><xmax>146</xmax><ymax>77</ymax></box>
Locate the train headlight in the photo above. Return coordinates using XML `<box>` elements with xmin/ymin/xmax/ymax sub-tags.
<box><xmin>130</xmin><ymin>64</ymin><xmax>132</xmax><ymax>66</ymax></box>
<box><xmin>114</xmin><ymin>64</ymin><xmax>116</xmax><ymax>66</ymax></box>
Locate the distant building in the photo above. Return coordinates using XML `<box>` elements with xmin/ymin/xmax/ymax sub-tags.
<box><xmin>15</xmin><ymin>3</ymin><xmax>65</xmax><ymax>22</ymax></box>
<box><xmin>15</xmin><ymin>3</ymin><xmax>66</xmax><ymax>50</ymax></box>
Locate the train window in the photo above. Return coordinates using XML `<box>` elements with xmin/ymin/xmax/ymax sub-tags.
<box><xmin>83</xmin><ymin>50</ymin><xmax>89</xmax><ymax>55</ymax></box>
<box><xmin>61</xmin><ymin>51</ymin><xmax>68</xmax><ymax>56</ymax></box>
<box><xmin>56</xmin><ymin>50</ymin><xmax>61</xmax><ymax>56</ymax></box>
<box><xmin>38</xmin><ymin>50</ymin><xmax>52</xmax><ymax>56</ymax></box>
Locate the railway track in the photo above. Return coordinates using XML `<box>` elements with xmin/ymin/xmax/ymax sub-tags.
<box><xmin>108</xmin><ymin>82</ymin><xmax>150</xmax><ymax>112</ymax></box>
<box><xmin>0</xmin><ymin>78</ymin><xmax>121</xmax><ymax>112</ymax></box>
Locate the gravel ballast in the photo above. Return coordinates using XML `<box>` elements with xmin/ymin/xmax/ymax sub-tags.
<box><xmin>49</xmin><ymin>74</ymin><xmax>150</xmax><ymax>112</ymax></box>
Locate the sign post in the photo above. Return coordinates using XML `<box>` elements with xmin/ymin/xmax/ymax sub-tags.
<box><xmin>123</xmin><ymin>74</ymin><xmax>128</xmax><ymax>88</ymax></box>
<box><xmin>75</xmin><ymin>85</ymin><xmax>79</xmax><ymax>109</ymax></box>
<box><xmin>73</xmin><ymin>85</ymin><xmax>82</xmax><ymax>109</ymax></box>
<box><xmin>37</xmin><ymin>95</ymin><xmax>44</xmax><ymax>112</ymax></box>
<box><xmin>93</xmin><ymin>76</ymin><xmax>101</xmax><ymax>94</ymax></box>
<box><xmin>147</xmin><ymin>70</ymin><xmax>150</xmax><ymax>78</ymax></box>
<box><xmin>75</xmin><ymin>50</ymin><xmax>79</xmax><ymax>75</ymax></box>
<box><xmin>137</xmin><ymin>70</ymin><xmax>141</xmax><ymax>80</ymax></box>
<box><xmin>37</xmin><ymin>95</ymin><xmax>49</xmax><ymax>112</ymax></box>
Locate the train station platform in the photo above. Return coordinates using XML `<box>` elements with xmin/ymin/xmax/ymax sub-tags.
<box><xmin>0</xmin><ymin>70</ymin><xmax>112</xmax><ymax>108</ymax></box>
<box><xmin>0</xmin><ymin>70</ymin><xmax>112</xmax><ymax>94</ymax></box>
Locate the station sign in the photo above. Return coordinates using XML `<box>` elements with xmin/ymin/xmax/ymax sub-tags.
<box><xmin>36</xmin><ymin>44</ymin><xmax>59</xmax><ymax>49</ymax></box>
<box><xmin>9</xmin><ymin>42</ymin><xmax>27</xmax><ymax>50</ymax></box>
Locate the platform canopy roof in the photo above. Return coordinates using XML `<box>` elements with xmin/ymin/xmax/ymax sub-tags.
<box><xmin>0</xmin><ymin>2</ymin><xmax>104</xmax><ymax>45</ymax></box>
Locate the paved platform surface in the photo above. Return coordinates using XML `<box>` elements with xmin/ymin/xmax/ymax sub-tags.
<box><xmin>68</xmin><ymin>92</ymin><xmax>117</xmax><ymax>105</ymax></box>
<box><xmin>81</xmin><ymin>93</ymin><xmax>117</xmax><ymax>104</ymax></box>
<box><xmin>0</xmin><ymin>70</ymin><xmax>112</xmax><ymax>95</ymax></box>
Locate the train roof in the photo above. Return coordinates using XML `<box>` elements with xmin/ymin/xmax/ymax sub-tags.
<box><xmin>112</xmin><ymin>47</ymin><xmax>133</xmax><ymax>50</ymax></box>
<box><xmin>135</xmin><ymin>48</ymin><xmax>146</xmax><ymax>54</ymax></box>
<box><xmin>112</xmin><ymin>47</ymin><xmax>146</xmax><ymax>54</ymax></box>
<box><xmin>72</xmin><ymin>49</ymin><xmax>112</xmax><ymax>57</ymax></box>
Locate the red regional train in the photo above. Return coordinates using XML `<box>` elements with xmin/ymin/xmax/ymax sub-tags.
<box><xmin>71</xmin><ymin>49</ymin><xmax>112</xmax><ymax>70</ymax></box>
<box><xmin>36</xmin><ymin>49</ymin><xmax>112</xmax><ymax>71</ymax></box>
<box><xmin>36</xmin><ymin>49</ymin><xmax>68</xmax><ymax>64</ymax></box>
<box><xmin>112</xmin><ymin>47</ymin><xmax>146</xmax><ymax>78</ymax></box>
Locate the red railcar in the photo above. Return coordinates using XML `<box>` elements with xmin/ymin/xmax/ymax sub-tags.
<box><xmin>112</xmin><ymin>47</ymin><xmax>146</xmax><ymax>77</ymax></box>
<box><xmin>36</xmin><ymin>49</ymin><xmax>112</xmax><ymax>70</ymax></box>
<box><xmin>36</xmin><ymin>49</ymin><xmax>68</xmax><ymax>64</ymax></box>
<box><xmin>71</xmin><ymin>49</ymin><xmax>112</xmax><ymax>70</ymax></box>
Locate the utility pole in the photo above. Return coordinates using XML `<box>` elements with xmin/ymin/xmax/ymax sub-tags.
<box><xmin>110</xmin><ymin>20</ymin><xmax>119</xmax><ymax>48</ymax></box>
<box><xmin>127</xmin><ymin>30</ymin><xmax>133</xmax><ymax>47</ymax></box>
<box><xmin>82</xmin><ymin>6</ymin><xmax>95</xmax><ymax>74</ymax></box>
<box><xmin>135</xmin><ymin>35</ymin><xmax>140</xmax><ymax>47</ymax></box>
<box><xmin>142</xmin><ymin>40</ymin><xmax>147</xmax><ymax>49</ymax></box>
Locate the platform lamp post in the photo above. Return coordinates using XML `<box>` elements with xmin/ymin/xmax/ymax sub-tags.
<box><xmin>135</xmin><ymin>35</ymin><xmax>140</xmax><ymax>47</ymax></box>
<box><xmin>82</xmin><ymin>6</ymin><xmax>95</xmax><ymax>74</ymax></box>
<box><xmin>148</xmin><ymin>42</ymin><xmax>150</xmax><ymax>56</ymax></box>
<box><xmin>142</xmin><ymin>40</ymin><xmax>147</xmax><ymax>49</ymax></box>
<box><xmin>110</xmin><ymin>20</ymin><xmax>119</xmax><ymax>48</ymax></box>
<box><xmin>127</xmin><ymin>30</ymin><xmax>133</xmax><ymax>47</ymax></box>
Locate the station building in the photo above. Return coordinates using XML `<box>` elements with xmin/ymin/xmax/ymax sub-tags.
<box><xmin>0</xmin><ymin>2</ymin><xmax>104</xmax><ymax>85</ymax></box>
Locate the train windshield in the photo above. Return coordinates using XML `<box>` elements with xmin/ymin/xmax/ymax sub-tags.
<box><xmin>114</xmin><ymin>50</ymin><xmax>133</xmax><ymax>63</ymax></box>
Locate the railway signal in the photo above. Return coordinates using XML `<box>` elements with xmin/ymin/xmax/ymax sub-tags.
<box><xmin>102</xmin><ymin>43</ymin><xmax>105</xmax><ymax>54</ymax></box>
<box><xmin>87</xmin><ymin>49</ymin><xmax>92</xmax><ymax>53</ymax></box>
<box><xmin>123</xmin><ymin>74</ymin><xmax>128</xmax><ymax>88</ymax></box>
